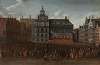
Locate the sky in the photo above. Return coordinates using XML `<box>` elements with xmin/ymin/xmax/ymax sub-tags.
<box><xmin>0</xmin><ymin>0</ymin><xmax>100</xmax><ymax>28</ymax></box>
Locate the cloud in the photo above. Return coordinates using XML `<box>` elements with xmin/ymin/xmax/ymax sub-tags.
<box><xmin>0</xmin><ymin>11</ymin><xmax>4</xmax><ymax>16</ymax></box>
<box><xmin>54</xmin><ymin>10</ymin><xmax>61</xmax><ymax>17</ymax></box>
<box><xmin>0</xmin><ymin>0</ymin><xmax>100</xmax><ymax>28</ymax></box>
<box><xmin>85</xmin><ymin>11</ymin><xmax>100</xmax><ymax>18</ymax></box>
<box><xmin>0</xmin><ymin>5</ymin><xmax>9</xmax><ymax>16</ymax></box>
<box><xmin>16</xmin><ymin>0</ymin><xmax>23</xmax><ymax>3</ymax></box>
<box><xmin>6</xmin><ymin>0</ymin><xmax>32</xmax><ymax>11</ymax></box>
<box><xmin>6</xmin><ymin>0</ymin><xmax>23</xmax><ymax>10</ymax></box>
<box><xmin>50</xmin><ymin>10</ymin><xmax>61</xmax><ymax>18</ymax></box>
<box><xmin>5</xmin><ymin>0</ymin><xmax>42</xmax><ymax>17</ymax></box>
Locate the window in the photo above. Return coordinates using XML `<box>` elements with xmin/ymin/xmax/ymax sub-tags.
<box><xmin>41</xmin><ymin>22</ymin><xmax>44</xmax><ymax>26</ymax></box>
<box><xmin>37</xmin><ymin>34</ymin><xmax>39</xmax><ymax>36</ymax></box>
<box><xmin>41</xmin><ymin>28</ymin><xmax>43</xmax><ymax>32</ymax></box>
<box><xmin>41</xmin><ymin>39</ymin><xmax>44</xmax><ymax>42</ymax></box>
<box><xmin>45</xmin><ymin>39</ymin><xmax>48</xmax><ymax>42</ymax></box>
<box><xmin>34</xmin><ymin>28</ymin><xmax>37</xmax><ymax>32</ymax></box>
<box><xmin>45</xmin><ymin>29</ymin><xmax>47</xmax><ymax>32</ymax></box>
<box><xmin>36</xmin><ymin>39</ymin><xmax>39</xmax><ymax>41</ymax></box>
<box><xmin>41</xmin><ymin>34</ymin><xmax>43</xmax><ymax>37</ymax></box>
<box><xmin>45</xmin><ymin>34</ymin><xmax>48</xmax><ymax>37</ymax></box>
<box><xmin>46</xmin><ymin>22</ymin><xmax>49</xmax><ymax>26</ymax></box>
<box><xmin>39</xmin><ymin>28</ymin><xmax>41</xmax><ymax>32</ymax></box>
<box><xmin>43</xmin><ymin>28</ymin><xmax>46</xmax><ymax>32</ymax></box>
<box><xmin>57</xmin><ymin>22</ymin><xmax>60</xmax><ymax>24</ymax></box>
<box><xmin>37</xmin><ymin>29</ymin><xmax>39</xmax><ymax>32</ymax></box>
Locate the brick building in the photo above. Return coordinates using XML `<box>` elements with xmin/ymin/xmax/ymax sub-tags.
<box><xmin>19</xmin><ymin>16</ymin><xmax>32</xmax><ymax>42</ymax></box>
<box><xmin>0</xmin><ymin>17</ymin><xmax>7</xmax><ymax>43</ymax></box>
<box><xmin>49</xmin><ymin>33</ymin><xmax>73</xmax><ymax>45</ymax></box>
<box><xmin>6</xmin><ymin>16</ymin><xmax>20</xmax><ymax>43</ymax></box>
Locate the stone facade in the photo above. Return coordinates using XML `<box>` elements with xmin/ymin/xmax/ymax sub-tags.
<box><xmin>32</xmin><ymin>7</ymin><xmax>49</xmax><ymax>43</ymax></box>
<box><xmin>79</xmin><ymin>26</ymin><xmax>87</xmax><ymax>43</ymax></box>
<box><xmin>49</xmin><ymin>17</ymin><xmax>73</xmax><ymax>37</ymax></box>
<box><xmin>79</xmin><ymin>16</ymin><xmax>100</xmax><ymax>46</ymax></box>
<box><xmin>32</xmin><ymin>7</ymin><xmax>73</xmax><ymax>44</ymax></box>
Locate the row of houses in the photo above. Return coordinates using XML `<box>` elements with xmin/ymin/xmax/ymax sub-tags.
<box><xmin>73</xmin><ymin>16</ymin><xmax>100</xmax><ymax>46</ymax></box>
<box><xmin>0</xmin><ymin>7</ymin><xmax>73</xmax><ymax>44</ymax></box>
<box><xmin>0</xmin><ymin>16</ymin><xmax>32</xmax><ymax>43</ymax></box>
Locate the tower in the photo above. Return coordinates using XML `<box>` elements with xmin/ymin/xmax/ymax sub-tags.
<box><xmin>40</xmin><ymin>6</ymin><xmax>45</xmax><ymax>15</ymax></box>
<box><xmin>38</xmin><ymin>6</ymin><xmax>48</xmax><ymax>20</ymax></box>
<box><xmin>32</xmin><ymin>6</ymin><xmax>49</xmax><ymax>43</ymax></box>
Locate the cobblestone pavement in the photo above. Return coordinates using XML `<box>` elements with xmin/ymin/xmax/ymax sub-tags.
<box><xmin>0</xmin><ymin>58</ymin><xmax>100</xmax><ymax>65</ymax></box>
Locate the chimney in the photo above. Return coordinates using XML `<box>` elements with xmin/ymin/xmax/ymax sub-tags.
<box><xmin>20</xmin><ymin>16</ymin><xmax>23</xmax><ymax>19</ymax></box>
<box><xmin>65</xmin><ymin>16</ymin><xmax>67</xmax><ymax>20</ymax></box>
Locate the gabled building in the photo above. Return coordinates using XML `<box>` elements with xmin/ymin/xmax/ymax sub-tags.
<box><xmin>79</xmin><ymin>16</ymin><xmax>100</xmax><ymax>46</ymax></box>
<box><xmin>6</xmin><ymin>16</ymin><xmax>20</xmax><ymax>43</ymax></box>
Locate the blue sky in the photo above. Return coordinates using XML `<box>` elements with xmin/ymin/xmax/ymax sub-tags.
<box><xmin>0</xmin><ymin>0</ymin><xmax>100</xmax><ymax>28</ymax></box>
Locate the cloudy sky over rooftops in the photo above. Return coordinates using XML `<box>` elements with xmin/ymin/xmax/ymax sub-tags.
<box><xmin>0</xmin><ymin>0</ymin><xmax>100</xmax><ymax>28</ymax></box>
